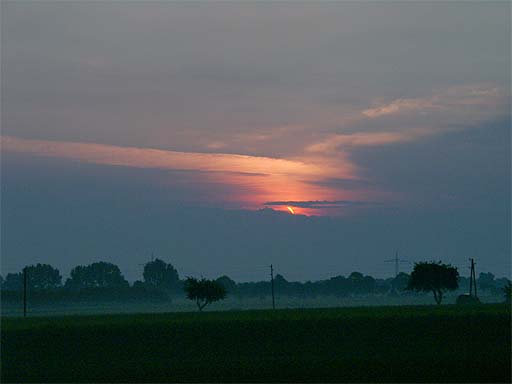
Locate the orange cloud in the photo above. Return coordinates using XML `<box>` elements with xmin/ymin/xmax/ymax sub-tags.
<box><xmin>363</xmin><ymin>99</ymin><xmax>435</xmax><ymax>118</ymax></box>
<box><xmin>362</xmin><ymin>85</ymin><xmax>508</xmax><ymax>119</ymax></box>
<box><xmin>1</xmin><ymin>136</ymin><xmax>333</xmax><ymax>177</ymax></box>
<box><xmin>306</xmin><ymin>129</ymin><xmax>432</xmax><ymax>153</ymax></box>
<box><xmin>2</xmin><ymin>136</ymin><xmax>362</xmax><ymax>211</ymax></box>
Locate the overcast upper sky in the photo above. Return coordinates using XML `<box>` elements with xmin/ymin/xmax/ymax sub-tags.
<box><xmin>1</xmin><ymin>1</ymin><xmax>510</xmax><ymax>281</ymax></box>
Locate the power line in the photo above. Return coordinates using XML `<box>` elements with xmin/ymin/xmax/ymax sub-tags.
<box><xmin>384</xmin><ymin>250</ymin><xmax>409</xmax><ymax>277</ymax></box>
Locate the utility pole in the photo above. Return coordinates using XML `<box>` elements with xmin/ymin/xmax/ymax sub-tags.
<box><xmin>469</xmin><ymin>259</ymin><xmax>473</xmax><ymax>296</ymax></box>
<box><xmin>385</xmin><ymin>251</ymin><xmax>409</xmax><ymax>277</ymax></box>
<box><xmin>270</xmin><ymin>264</ymin><xmax>275</xmax><ymax>310</ymax></box>
<box><xmin>469</xmin><ymin>258</ymin><xmax>478</xmax><ymax>298</ymax></box>
<box><xmin>23</xmin><ymin>267</ymin><xmax>27</xmax><ymax>318</ymax></box>
<box><xmin>472</xmin><ymin>259</ymin><xmax>477</xmax><ymax>298</ymax></box>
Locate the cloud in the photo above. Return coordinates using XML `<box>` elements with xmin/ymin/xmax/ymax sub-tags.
<box><xmin>303</xmin><ymin>177</ymin><xmax>374</xmax><ymax>190</ymax></box>
<box><xmin>362</xmin><ymin>84</ymin><xmax>508</xmax><ymax>119</ymax></box>
<box><xmin>306</xmin><ymin>129</ymin><xmax>432</xmax><ymax>153</ymax></box>
<box><xmin>1</xmin><ymin>136</ymin><xmax>363</xmax><ymax>210</ymax></box>
<box><xmin>264</xmin><ymin>200</ymin><xmax>381</xmax><ymax>209</ymax></box>
<box><xmin>307</xmin><ymin>84</ymin><xmax>509</xmax><ymax>155</ymax></box>
<box><xmin>1</xmin><ymin>136</ymin><xmax>333</xmax><ymax>177</ymax></box>
<box><xmin>206</xmin><ymin>141</ymin><xmax>227</xmax><ymax>150</ymax></box>
<box><xmin>363</xmin><ymin>98</ymin><xmax>435</xmax><ymax>118</ymax></box>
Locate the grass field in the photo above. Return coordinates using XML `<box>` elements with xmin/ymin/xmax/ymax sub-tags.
<box><xmin>2</xmin><ymin>304</ymin><xmax>510</xmax><ymax>382</ymax></box>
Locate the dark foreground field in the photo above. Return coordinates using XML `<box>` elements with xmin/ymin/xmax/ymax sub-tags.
<box><xmin>2</xmin><ymin>304</ymin><xmax>510</xmax><ymax>383</ymax></box>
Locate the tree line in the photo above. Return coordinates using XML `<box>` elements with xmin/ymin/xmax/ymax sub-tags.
<box><xmin>1</xmin><ymin>258</ymin><xmax>509</xmax><ymax>301</ymax></box>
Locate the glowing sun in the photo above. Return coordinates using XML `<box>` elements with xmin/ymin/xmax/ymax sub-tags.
<box><xmin>287</xmin><ymin>206</ymin><xmax>296</xmax><ymax>215</ymax></box>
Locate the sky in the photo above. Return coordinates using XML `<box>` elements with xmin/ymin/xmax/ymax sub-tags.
<box><xmin>1</xmin><ymin>1</ymin><xmax>510</xmax><ymax>282</ymax></box>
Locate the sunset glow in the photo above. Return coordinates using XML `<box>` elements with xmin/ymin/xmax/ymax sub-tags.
<box><xmin>1</xmin><ymin>136</ymin><xmax>366</xmax><ymax>214</ymax></box>
<box><xmin>0</xmin><ymin>14</ymin><xmax>510</xmax><ymax>382</ymax></box>
<box><xmin>2</xmin><ymin>0</ymin><xmax>509</xmax><ymax>296</ymax></box>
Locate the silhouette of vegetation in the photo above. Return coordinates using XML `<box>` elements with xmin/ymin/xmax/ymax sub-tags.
<box><xmin>216</xmin><ymin>275</ymin><xmax>237</xmax><ymax>294</ymax></box>
<box><xmin>2</xmin><ymin>273</ymin><xmax>23</xmax><ymax>291</ymax></box>
<box><xmin>390</xmin><ymin>272</ymin><xmax>409</xmax><ymax>292</ymax></box>
<box><xmin>65</xmin><ymin>262</ymin><xmax>129</xmax><ymax>289</ymax></box>
<box><xmin>143</xmin><ymin>258</ymin><xmax>180</xmax><ymax>291</ymax></box>
<box><xmin>478</xmin><ymin>272</ymin><xmax>502</xmax><ymax>295</ymax></box>
<box><xmin>184</xmin><ymin>277</ymin><xmax>227</xmax><ymax>311</ymax></box>
<box><xmin>1</xmin><ymin>260</ymin><xmax>509</xmax><ymax>308</ymax></box>
<box><xmin>25</xmin><ymin>264</ymin><xmax>62</xmax><ymax>290</ymax></box>
<box><xmin>407</xmin><ymin>261</ymin><xmax>459</xmax><ymax>304</ymax></box>
<box><xmin>503</xmin><ymin>281</ymin><xmax>511</xmax><ymax>304</ymax></box>
<box><xmin>0</xmin><ymin>265</ymin><xmax>62</xmax><ymax>292</ymax></box>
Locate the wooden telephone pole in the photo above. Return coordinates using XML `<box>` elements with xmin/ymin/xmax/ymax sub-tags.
<box><xmin>469</xmin><ymin>258</ymin><xmax>478</xmax><ymax>298</ymax></box>
<box><xmin>23</xmin><ymin>267</ymin><xmax>27</xmax><ymax>317</ymax></box>
<box><xmin>270</xmin><ymin>264</ymin><xmax>275</xmax><ymax>310</ymax></box>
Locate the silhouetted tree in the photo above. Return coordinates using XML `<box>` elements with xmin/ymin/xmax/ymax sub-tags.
<box><xmin>1</xmin><ymin>265</ymin><xmax>61</xmax><ymax>291</ymax></box>
<box><xmin>65</xmin><ymin>262</ymin><xmax>129</xmax><ymax>289</ymax></box>
<box><xmin>274</xmin><ymin>274</ymin><xmax>289</xmax><ymax>294</ymax></box>
<box><xmin>503</xmin><ymin>281</ymin><xmax>511</xmax><ymax>304</ymax></box>
<box><xmin>362</xmin><ymin>275</ymin><xmax>376</xmax><ymax>293</ymax></box>
<box><xmin>478</xmin><ymin>272</ymin><xmax>496</xmax><ymax>293</ymax></box>
<box><xmin>348</xmin><ymin>271</ymin><xmax>364</xmax><ymax>280</ymax></box>
<box><xmin>407</xmin><ymin>261</ymin><xmax>459</xmax><ymax>304</ymax></box>
<box><xmin>143</xmin><ymin>259</ymin><xmax>180</xmax><ymax>290</ymax></box>
<box><xmin>348</xmin><ymin>272</ymin><xmax>364</xmax><ymax>294</ymax></box>
<box><xmin>457</xmin><ymin>276</ymin><xmax>470</xmax><ymax>292</ymax></box>
<box><xmin>347</xmin><ymin>272</ymin><xmax>375</xmax><ymax>294</ymax></box>
<box><xmin>495</xmin><ymin>277</ymin><xmax>511</xmax><ymax>290</ymax></box>
<box><xmin>391</xmin><ymin>272</ymin><xmax>410</xmax><ymax>292</ymax></box>
<box><xmin>2</xmin><ymin>273</ymin><xmax>23</xmax><ymax>291</ymax></box>
<box><xmin>216</xmin><ymin>275</ymin><xmax>236</xmax><ymax>294</ymax></box>
<box><xmin>184</xmin><ymin>277</ymin><xmax>226</xmax><ymax>311</ymax></box>
<box><xmin>323</xmin><ymin>275</ymin><xmax>348</xmax><ymax>297</ymax></box>
<box><xmin>132</xmin><ymin>280</ymin><xmax>146</xmax><ymax>289</ymax></box>
<box><xmin>25</xmin><ymin>264</ymin><xmax>62</xmax><ymax>290</ymax></box>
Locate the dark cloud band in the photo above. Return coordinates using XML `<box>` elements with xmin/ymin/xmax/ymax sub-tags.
<box><xmin>264</xmin><ymin>200</ymin><xmax>381</xmax><ymax>209</ymax></box>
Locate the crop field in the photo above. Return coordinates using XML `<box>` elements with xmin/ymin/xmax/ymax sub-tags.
<box><xmin>2</xmin><ymin>304</ymin><xmax>510</xmax><ymax>383</ymax></box>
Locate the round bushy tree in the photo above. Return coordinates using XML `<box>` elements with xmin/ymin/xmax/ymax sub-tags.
<box><xmin>407</xmin><ymin>261</ymin><xmax>459</xmax><ymax>304</ymax></box>
<box><xmin>216</xmin><ymin>275</ymin><xmax>237</xmax><ymax>294</ymax></box>
<box><xmin>143</xmin><ymin>259</ymin><xmax>180</xmax><ymax>290</ymax></box>
<box><xmin>25</xmin><ymin>263</ymin><xmax>62</xmax><ymax>290</ymax></box>
<box><xmin>184</xmin><ymin>277</ymin><xmax>227</xmax><ymax>311</ymax></box>
<box><xmin>65</xmin><ymin>262</ymin><xmax>128</xmax><ymax>289</ymax></box>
